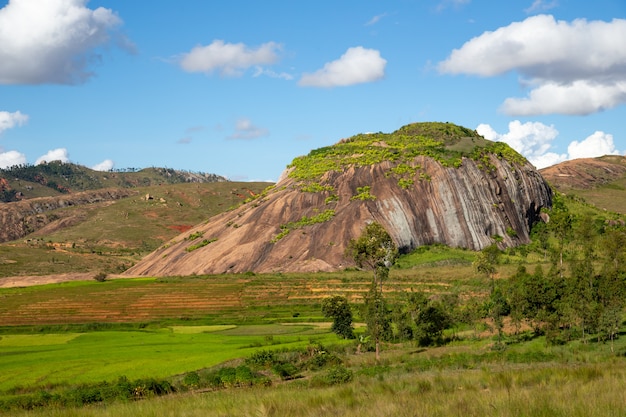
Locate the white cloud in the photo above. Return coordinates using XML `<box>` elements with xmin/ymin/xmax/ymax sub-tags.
<box><xmin>92</xmin><ymin>159</ymin><xmax>114</xmax><ymax>171</ymax></box>
<box><xmin>439</xmin><ymin>15</ymin><xmax>626</xmax><ymax>115</ymax></box>
<box><xmin>0</xmin><ymin>110</ymin><xmax>28</xmax><ymax>134</ymax></box>
<box><xmin>227</xmin><ymin>118</ymin><xmax>269</xmax><ymax>140</ymax></box>
<box><xmin>0</xmin><ymin>0</ymin><xmax>129</xmax><ymax>85</ymax></box>
<box><xmin>435</xmin><ymin>0</ymin><xmax>471</xmax><ymax>12</ymax></box>
<box><xmin>36</xmin><ymin>148</ymin><xmax>70</xmax><ymax>165</ymax></box>
<box><xmin>500</xmin><ymin>80</ymin><xmax>626</xmax><ymax>116</ymax></box>
<box><xmin>299</xmin><ymin>47</ymin><xmax>387</xmax><ymax>88</ymax></box>
<box><xmin>365</xmin><ymin>13</ymin><xmax>388</xmax><ymax>26</ymax></box>
<box><xmin>477</xmin><ymin>121</ymin><xmax>623</xmax><ymax>168</ymax></box>
<box><xmin>525</xmin><ymin>0</ymin><xmax>558</xmax><ymax>13</ymax></box>
<box><xmin>567</xmin><ymin>131</ymin><xmax>620</xmax><ymax>160</ymax></box>
<box><xmin>0</xmin><ymin>150</ymin><xmax>26</xmax><ymax>168</ymax></box>
<box><xmin>180</xmin><ymin>40</ymin><xmax>282</xmax><ymax>77</ymax></box>
<box><xmin>477</xmin><ymin>120</ymin><xmax>564</xmax><ymax>168</ymax></box>
<box><xmin>253</xmin><ymin>66</ymin><xmax>294</xmax><ymax>80</ymax></box>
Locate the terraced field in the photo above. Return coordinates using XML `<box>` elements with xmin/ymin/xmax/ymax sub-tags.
<box><xmin>0</xmin><ymin>267</ymin><xmax>476</xmax><ymax>327</ymax></box>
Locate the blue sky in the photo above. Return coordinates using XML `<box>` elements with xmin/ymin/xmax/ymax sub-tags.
<box><xmin>0</xmin><ymin>0</ymin><xmax>625</xmax><ymax>181</ymax></box>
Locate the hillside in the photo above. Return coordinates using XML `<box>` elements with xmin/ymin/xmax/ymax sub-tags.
<box><xmin>540</xmin><ymin>155</ymin><xmax>626</xmax><ymax>214</ymax></box>
<box><xmin>0</xmin><ymin>161</ymin><xmax>225</xmax><ymax>202</ymax></box>
<box><xmin>0</xmin><ymin>182</ymin><xmax>270</xmax><ymax>278</ymax></box>
<box><xmin>126</xmin><ymin>122</ymin><xmax>552</xmax><ymax>276</ymax></box>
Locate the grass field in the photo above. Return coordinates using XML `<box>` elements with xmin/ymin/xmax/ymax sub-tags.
<box><xmin>4</xmin><ymin>333</ymin><xmax>626</xmax><ymax>417</ymax></box>
<box><xmin>0</xmin><ymin>323</ymin><xmax>343</xmax><ymax>393</ymax></box>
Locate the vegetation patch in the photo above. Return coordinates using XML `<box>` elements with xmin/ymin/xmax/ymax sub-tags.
<box><xmin>186</xmin><ymin>238</ymin><xmax>218</xmax><ymax>252</ymax></box>
<box><xmin>350</xmin><ymin>186</ymin><xmax>376</xmax><ymax>201</ymax></box>
<box><xmin>286</xmin><ymin>122</ymin><xmax>527</xmax><ymax>185</ymax></box>
<box><xmin>272</xmin><ymin>209</ymin><xmax>336</xmax><ymax>242</ymax></box>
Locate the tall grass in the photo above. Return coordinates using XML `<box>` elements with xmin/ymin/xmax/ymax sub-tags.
<box><xmin>9</xmin><ymin>359</ymin><xmax>625</xmax><ymax>417</ymax></box>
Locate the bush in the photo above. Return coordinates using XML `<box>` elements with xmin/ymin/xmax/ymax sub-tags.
<box><xmin>93</xmin><ymin>272</ymin><xmax>107</xmax><ymax>282</ymax></box>
<box><xmin>183</xmin><ymin>372</ymin><xmax>200</xmax><ymax>389</ymax></box>
<box><xmin>245</xmin><ymin>350</ymin><xmax>278</xmax><ymax>368</ymax></box>
<box><xmin>310</xmin><ymin>365</ymin><xmax>353</xmax><ymax>387</ymax></box>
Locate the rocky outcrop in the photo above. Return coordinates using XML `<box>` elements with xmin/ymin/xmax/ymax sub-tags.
<box><xmin>126</xmin><ymin>135</ymin><xmax>552</xmax><ymax>276</ymax></box>
<box><xmin>0</xmin><ymin>189</ymin><xmax>137</xmax><ymax>242</ymax></box>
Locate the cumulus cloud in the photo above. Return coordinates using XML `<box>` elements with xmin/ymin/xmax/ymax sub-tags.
<box><xmin>0</xmin><ymin>0</ymin><xmax>130</xmax><ymax>85</ymax></box>
<box><xmin>180</xmin><ymin>40</ymin><xmax>282</xmax><ymax>77</ymax></box>
<box><xmin>0</xmin><ymin>111</ymin><xmax>28</xmax><ymax>134</ymax></box>
<box><xmin>439</xmin><ymin>15</ymin><xmax>626</xmax><ymax>115</ymax></box>
<box><xmin>35</xmin><ymin>148</ymin><xmax>70</xmax><ymax>165</ymax></box>
<box><xmin>477</xmin><ymin>121</ymin><xmax>623</xmax><ymax>168</ymax></box>
<box><xmin>92</xmin><ymin>159</ymin><xmax>114</xmax><ymax>171</ymax></box>
<box><xmin>227</xmin><ymin>118</ymin><xmax>269</xmax><ymax>140</ymax></box>
<box><xmin>0</xmin><ymin>150</ymin><xmax>26</xmax><ymax>168</ymax></box>
<box><xmin>299</xmin><ymin>47</ymin><xmax>386</xmax><ymax>88</ymax></box>
<box><xmin>567</xmin><ymin>131</ymin><xmax>620</xmax><ymax>160</ymax></box>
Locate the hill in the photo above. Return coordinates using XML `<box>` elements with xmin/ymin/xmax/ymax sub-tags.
<box><xmin>0</xmin><ymin>161</ymin><xmax>225</xmax><ymax>202</ymax></box>
<box><xmin>126</xmin><ymin>122</ymin><xmax>552</xmax><ymax>276</ymax></box>
<box><xmin>539</xmin><ymin>155</ymin><xmax>626</xmax><ymax>214</ymax></box>
<box><xmin>0</xmin><ymin>161</ymin><xmax>230</xmax><ymax>243</ymax></box>
<box><xmin>0</xmin><ymin>181</ymin><xmax>271</xmax><ymax>279</ymax></box>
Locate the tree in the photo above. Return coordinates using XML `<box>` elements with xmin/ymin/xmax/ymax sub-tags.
<box><xmin>347</xmin><ymin>222</ymin><xmax>397</xmax><ymax>360</ymax></box>
<box><xmin>473</xmin><ymin>243</ymin><xmax>501</xmax><ymax>289</ymax></box>
<box><xmin>321</xmin><ymin>296</ymin><xmax>355</xmax><ymax>339</ymax></box>
<box><xmin>548</xmin><ymin>194</ymin><xmax>573</xmax><ymax>277</ymax></box>
<box><xmin>486</xmin><ymin>284</ymin><xmax>510</xmax><ymax>346</ymax></box>
<box><xmin>415</xmin><ymin>302</ymin><xmax>452</xmax><ymax>347</ymax></box>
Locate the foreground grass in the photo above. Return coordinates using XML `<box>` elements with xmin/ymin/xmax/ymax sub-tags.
<box><xmin>9</xmin><ymin>354</ymin><xmax>626</xmax><ymax>417</ymax></box>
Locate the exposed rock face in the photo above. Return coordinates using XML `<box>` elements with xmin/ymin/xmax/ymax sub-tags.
<box><xmin>0</xmin><ymin>189</ymin><xmax>137</xmax><ymax>242</ymax></box>
<box><xmin>126</xmin><ymin>147</ymin><xmax>552</xmax><ymax>276</ymax></box>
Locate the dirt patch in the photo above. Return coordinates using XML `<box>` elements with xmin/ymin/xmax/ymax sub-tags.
<box><xmin>168</xmin><ymin>225</ymin><xmax>194</xmax><ymax>233</ymax></box>
<box><xmin>0</xmin><ymin>273</ymin><xmax>124</xmax><ymax>288</ymax></box>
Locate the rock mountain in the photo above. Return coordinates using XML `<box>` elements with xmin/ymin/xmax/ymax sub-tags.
<box><xmin>125</xmin><ymin>122</ymin><xmax>552</xmax><ymax>276</ymax></box>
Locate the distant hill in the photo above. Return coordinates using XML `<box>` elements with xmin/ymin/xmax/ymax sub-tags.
<box><xmin>0</xmin><ymin>161</ymin><xmax>226</xmax><ymax>202</ymax></box>
<box><xmin>539</xmin><ymin>155</ymin><xmax>626</xmax><ymax>214</ymax></box>
<box><xmin>126</xmin><ymin>122</ymin><xmax>552</xmax><ymax>276</ymax></box>
<box><xmin>0</xmin><ymin>181</ymin><xmax>271</xmax><ymax>278</ymax></box>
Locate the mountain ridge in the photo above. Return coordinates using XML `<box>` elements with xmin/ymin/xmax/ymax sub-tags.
<box><xmin>0</xmin><ymin>161</ymin><xmax>226</xmax><ymax>202</ymax></box>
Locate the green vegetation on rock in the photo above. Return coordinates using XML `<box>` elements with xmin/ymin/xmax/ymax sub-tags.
<box><xmin>271</xmin><ymin>209</ymin><xmax>336</xmax><ymax>242</ymax></box>
<box><xmin>286</xmin><ymin>122</ymin><xmax>527</xmax><ymax>190</ymax></box>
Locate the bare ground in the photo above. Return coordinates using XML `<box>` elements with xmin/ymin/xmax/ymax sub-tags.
<box><xmin>0</xmin><ymin>273</ymin><xmax>126</xmax><ymax>288</ymax></box>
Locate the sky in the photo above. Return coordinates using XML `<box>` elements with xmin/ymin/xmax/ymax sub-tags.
<box><xmin>0</xmin><ymin>0</ymin><xmax>625</xmax><ymax>181</ymax></box>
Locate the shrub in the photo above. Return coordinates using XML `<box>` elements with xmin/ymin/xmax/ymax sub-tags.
<box><xmin>93</xmin><ymin>272</ymin><xmax>107</xmax><ymax>282</ymax></box>
<box><xmin>312</xmin><ymin>365</ymin><xmax>353</xmax><ymax>386</ymax></box>
<box><xmin>183</xmin><ymin>372</ymin><xmax>200</xmax><ymax>389</ymax></box>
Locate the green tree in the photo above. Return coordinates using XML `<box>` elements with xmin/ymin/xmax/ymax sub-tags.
<box><xmin>346</xmin><ymin>222</ymin><xmax>398</xmax><ymax>292</ymax></box>
<box><xmin>548</xmin><ymin>194</ymin><xmax>573</xmax><ymax>277</ymax></box>
<box><xmin>321</xmin><ymin>296</ymin><xmax>355</xmax><ymax>339</ymax></box>
<box><xmin>486</xmin><ymin>284</ymin><xmax>510</xmax><ymax>346</ymax></box>
<box><xmin>347</xmin><ymin>222</ymin><xmax>397</xmax><ymax>360</ymax></box>
<box><xmin>415</xmin><ymin>302</ymin><xmax>452</xmax><ymax>347</ymax></box>
<box><xmin>361</xmin><ymin>282</ymin><xmax>392</xmax><ymax>359</ymax></box>
<box><xmin>473</xmin><ymin>243</ymin><xmax>501</xmax><ymax>289</ymax></box>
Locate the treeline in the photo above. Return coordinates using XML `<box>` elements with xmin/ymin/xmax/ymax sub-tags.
<box><xmin>325</xmin><ymin>195</ymin><xmax>626</xmax><ymax>352</ymax></box>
